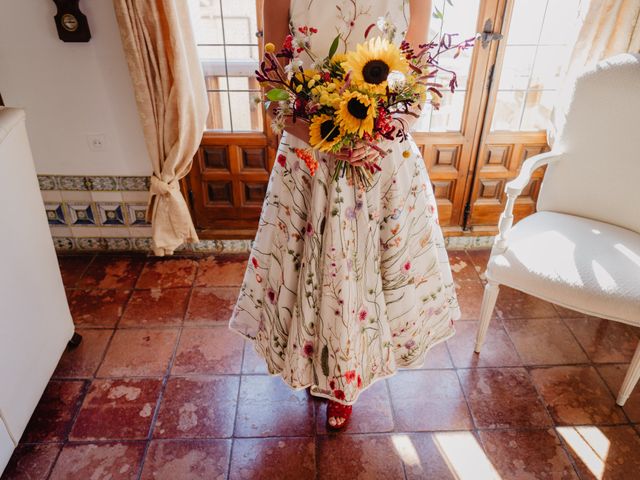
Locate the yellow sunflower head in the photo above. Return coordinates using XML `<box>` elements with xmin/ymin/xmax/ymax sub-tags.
<box><xmin>336</xmin><ymin>91</ymin><xmax>376</xmax><ymax>137</ymax></box>
<box><xmin>309</xmin><ymin>114</ymin><xmax>343</xmax><ymax>152</ymax></box>
<box><xmin>341</xmin><ymin>37</ymin><xmax>408</xmax><ymax>94</ymax></box>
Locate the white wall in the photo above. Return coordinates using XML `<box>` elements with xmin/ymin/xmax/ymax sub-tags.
<box><xmin>0</xmin><ymin>0</ymin><xmax>151</xmax><ymax>176</ymax></box>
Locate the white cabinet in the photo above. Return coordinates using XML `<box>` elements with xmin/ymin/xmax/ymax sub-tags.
<box><xmin>0</xmin><ymin>107</ymin><xmax>75</xmax><ymax>475</ymax></box>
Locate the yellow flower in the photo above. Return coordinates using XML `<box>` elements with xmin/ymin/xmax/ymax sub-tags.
<box><xmin>402</xmin><ymin>150</ymin><xmax>411</xmax><ymax>158</ymax></box>
<box><xmin>342</xmin><ymin>37</ymin><xmax>408</xmax><ymax>94</ymax></box>
<box><xmin>336</xmin><ymin>91</ymin><xmax>376</xmax><ymax>137</ymax></box>
<box><xmin>309</xmin><ymin>114</ymin><xmax>343</xmax><ymax>152</ymax></box>
<box><xmin>314</xmin><ymin>85</ymin><xmax>341</xmax><ymax>108</ymax></box>
<box><xmin>265</xmin><ymin>42</ymin><xmax>276</xmax><ymax>54</ymax></box>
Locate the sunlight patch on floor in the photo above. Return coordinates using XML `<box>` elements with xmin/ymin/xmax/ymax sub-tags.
<box><xmin>557</xmin><ymin>426</ymin><xmax>610</xmax><ymax>480</ymax></box>
<box><xmin>391</xmin><ymin>434</ymin><xmax>421</xmax><ymax>468</ymax></box>
<box><xmin>433</xmin><ymin>431</ymin><xmax>502</xmax><ymax>480</ymax></box>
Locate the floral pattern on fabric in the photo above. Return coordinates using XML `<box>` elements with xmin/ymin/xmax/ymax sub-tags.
<box><xmin>229</xmin><ymin>0</ymin><xmax>460</xmax><ymax>405</ymax></box>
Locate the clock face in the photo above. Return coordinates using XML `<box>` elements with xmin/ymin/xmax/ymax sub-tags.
<box><xmin>61</xmin><ymin>13</ymin><xmax>79</xmax><ymax>32</ymax></box>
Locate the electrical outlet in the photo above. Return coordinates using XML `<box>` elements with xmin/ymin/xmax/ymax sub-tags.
<box><xmin>87</xmin><ymin>134</ymin><xmax>106</xmax><ymax>151</ymax></box>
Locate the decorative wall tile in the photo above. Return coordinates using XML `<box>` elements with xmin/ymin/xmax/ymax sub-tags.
<box><xmin>58</xmin><ymin>176</ymin><xmax>90</xmax><ymax>191</ymax></box>
<box><xmin>105</xmin><ymin>238</ymin><xmax>133</xmax><ymax>250</ymax></box>
<box><xmin>118</xmin><ymin>177</ymin><xmax>150</xmax><ymax>191</ymax></box>
<box><xmin>97</xmin><ymin>203</ymin><xmax>126</xmax><ymax>226</ymax></box>
<box><xmin>86</xmin><ymin>176</ymin><xmax>118</xmax><ymax>191</ymax></box>
<box><xmin>76</xmin><ymin>238</ymin><xmax>106</xmax><ymax>250</ymax></box>
<box><xmin>53</xmin><ymin>237</ymin><xmax>75</xmax><ymax>250</ymax></box>
<box><xmin>127</xmin><ymin>204</ymin><xmax>149</xmax><ymax>226</ymax></box>
<box><xmin>132</xmin><ymin>238</ymin><xmax>152</xmax><ymax>251</ymax></box>
<box><xmin>45</xmin><ymin>203</ymin><xmax>66</xmax><ymax>225</ymax></box>
<box><xmin>67</xmin><ymin>203</ymin><xmax>97</xmax><ymax>226</ymax></box>
<box><xmin>38</xmin><ymin>175</ymin><xmax>58</xmax><ymax>190</ymax></box>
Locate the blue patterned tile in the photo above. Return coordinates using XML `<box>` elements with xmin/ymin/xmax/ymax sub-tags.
<box><xmin>126</xmin><ymin>204</ymin><xmax>149</xmax><ymax>226</ymax></box>
<box><xmin>67</xmin><ymin>203</ymin><xmax>97</xmax><ymax>225</ymax></box>
<box><xmin>96</xmin><ymin>203</ymin><xmax>126</xmax><ymax>225</ymax></box>
<box><xmin>45</xmin><ymin>203</ymin><xmax>66</xmax><ymax>225</ymax></box>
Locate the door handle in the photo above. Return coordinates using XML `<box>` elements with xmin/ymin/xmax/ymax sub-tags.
<box><xmin>477</xmin><ymin>19</ymin><xmax>503</xmax><ymax>49</ymax></box>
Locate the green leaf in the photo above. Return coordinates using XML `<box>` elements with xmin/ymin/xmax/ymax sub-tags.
<box><xmin>321</xmin><ymin>345</ymin><xmax>329</xmax><ymax>377</ymax></box>
<box><xmin>432</xmin><ymin>6</ymin><xmax>444</xmax><ymax>20</ymax></box>
<box><xmin>266</xmin><ymin>88</ymin><xmax>289</xmax><ymax>101</ymax></box>
<box><xmin>328</xmin><ymin>35</ymin><xmax>340</xmax><ymax>59</ymax></box>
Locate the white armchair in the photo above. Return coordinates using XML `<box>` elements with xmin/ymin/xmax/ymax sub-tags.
<box><xmin>474</xmin><ymin>53</ymin><xmax>640</xmax><ymax>406</ymax></box>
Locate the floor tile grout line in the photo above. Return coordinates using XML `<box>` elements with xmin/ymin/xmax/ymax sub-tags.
<box><xmin>135</xmin><ymin>273</ymin><xmax>196</xmax><ymax>479</ymax></box>
<box><xmin>43</xmin><ymin>378</ymin><xmax>92</xmax><ymax>480</ymax></box>
<box><xmin>135</xmin><ymin>322</ymin><xmax>186</xmax><ymax>480</ymax></box>
<box><xmin>522</xmin><ymin>362</ymin><xmax>587</xmax><ymax>478</ymax></box>
<box><xmin>227</xmin><ymin>340</ymin><xmax>246</xmax><ymax>480</ymax></box>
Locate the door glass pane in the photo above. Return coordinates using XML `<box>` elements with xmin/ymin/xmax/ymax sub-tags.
<box><xmin>191</xmin><ymin>0</ymin><xmax>261</xmax><ymax>132</ymax></box>
<box><xmin>414</xmin><ymin>0</ymin><xmax>481</xmax><ymax>133</ymax></box>
<box><xmin>490</xmin><ymin>0</ymin><xmax>584</xmax><ymax>132</ymax></box>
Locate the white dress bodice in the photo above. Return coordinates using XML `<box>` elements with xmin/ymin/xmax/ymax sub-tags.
<box><xmin>289</xmin><ymin>0</ymin><xmax>410</xmax><ymax>59</ymax></box>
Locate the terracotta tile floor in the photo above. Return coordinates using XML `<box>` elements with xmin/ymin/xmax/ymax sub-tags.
<box><xmin>3</xmin><ymin>250</ymin><xmax>640</xmax><ymax>480</ymax></box>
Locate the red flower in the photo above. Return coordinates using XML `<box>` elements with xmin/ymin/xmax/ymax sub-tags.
<box><xmin>303</xmin><ymin>341</ymin><xmax>314</xmax><ymax>357</ymax></box>
<box><xmin>403</xmin><ymin>261</ymin><xmax>411</xmax><ymax>271</ymax></box>
<box><xmin>283</xmin><ymin>34</ymin><xmax>293</xmax><ymax>50</ymax></box>
<box><xmin>345</xmin><ymin>370</ymin><xmax>356</xmax><ymax>384</ymax></box>
<box><xmin>357</xmin><ymin>375</ymin><xmax>362</xmax><ymax>388</ymax></box>
<box><xmin>251</xmin><ymin>257</ymin><xmax>259</xmax><ymax>268</ymax></box>
<box><xmin>333</xmin><ymin>389</ymin><xmax>345</xmax><ymax>400</ymax></box>
<box><xmin>358</xmin><ymin>307</ymin><xmax>368</xmax><ymax>322</ymax></box>
<box><xmin>310</xmin><ymin>27</ymin><xmax>318</xmax><ymax>34</ymax></box>
<box><xmin>329</xmin><ymin>379</ymin><xmax>336</xmax><ymax>390</ymax></box>
<box><xmin>277</xmin><ymin>154</ymin><xmax>287</xmax><ymax>167</ymax></box>
<box><xmin>267</xmin><ymin>287</ymin><xmax>277</xmax><ymax>304</ymax></box>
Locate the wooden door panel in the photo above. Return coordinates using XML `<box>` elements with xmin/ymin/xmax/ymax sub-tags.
<box><xmin>466</xmin><ymin>131</ymin><xmax>547</xmax><ymax>231</ymax></box>
<box><xmin>186</xmin><ymin>133</ymin><xmax>275</xmax><ymax>237</ymax></box>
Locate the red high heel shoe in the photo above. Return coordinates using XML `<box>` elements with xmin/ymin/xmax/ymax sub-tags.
<box><xmin>327</xmin><ymin>400</ymin><xmax>353</xmax><ymax>430</ymax></box>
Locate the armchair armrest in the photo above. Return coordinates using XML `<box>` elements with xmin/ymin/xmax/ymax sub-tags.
<box><xmin>493</xmin><ymin>151</ymin><xmax>563</xmax><ymax>253</ymax></box>
<box><xmin>506</xmin><ymin>151</ymin><xmax>562</xmax><ymax>195</ymax></box>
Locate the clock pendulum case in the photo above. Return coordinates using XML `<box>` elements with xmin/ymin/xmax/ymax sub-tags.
<box><xmin>52</xmin><ymin>0</ymin><xmax>91</xmax><ymax>42</ymax></box>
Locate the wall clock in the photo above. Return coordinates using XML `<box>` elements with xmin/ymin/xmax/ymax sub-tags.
<box><xmin>52</xmin><ymin>0</ymin><xmax>91</xmax><ymax>42</ymax></box>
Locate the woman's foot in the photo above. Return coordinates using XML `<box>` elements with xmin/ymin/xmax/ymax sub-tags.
<box><xmin>327</xmin><ymin>400</ymin><xmax>352</xmax><ymax>430</ymax></box>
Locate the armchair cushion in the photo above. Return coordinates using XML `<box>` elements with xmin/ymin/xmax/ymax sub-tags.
<box><xmin>487</xmin><ymin>211</ymin><xmax>640</xmax><ymax>325</ymax></box>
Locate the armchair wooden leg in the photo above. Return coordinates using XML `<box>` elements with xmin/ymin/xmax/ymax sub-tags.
<box><xmin>617</xmin><ymin>340</ymin><xmax>640</xmax><ymax>406</ymax></box>
<box><xmin>474</xmin><ymin>281</ymin><xmax>500</xmax><ymax>353</ymax></box>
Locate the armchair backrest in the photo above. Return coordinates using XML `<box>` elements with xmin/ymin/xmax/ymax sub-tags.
<box><xmin>537</xmin><ymin>54</ymin><xmax>640</xmax><ymax>235</ymax></box>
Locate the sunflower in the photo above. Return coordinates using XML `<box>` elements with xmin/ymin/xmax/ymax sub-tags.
<box><xmin>309</xmin><ymin>114</ymin><xmax>343</xmax><ymax>152</ymax></box>
<box><xmin>342</xmin><ymin>37</ymin><xmax>408</xmax><ymax>94</ymax></box>
<box><xmin>336</xmin><ymin>91</ymin><xmax>376</xmax><ymax>137</ymax></box>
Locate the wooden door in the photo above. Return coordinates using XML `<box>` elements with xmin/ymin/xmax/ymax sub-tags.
<box><xmin>463</xmin><ymin>0</ymin><xmax>585</xmax><ymax>233</ymax></box>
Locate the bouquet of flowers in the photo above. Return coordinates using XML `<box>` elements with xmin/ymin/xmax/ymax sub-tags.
<box><xmin>256</xmin><ymin>23</ymin><xmax>474</xmax><ymax>186</ymax></box>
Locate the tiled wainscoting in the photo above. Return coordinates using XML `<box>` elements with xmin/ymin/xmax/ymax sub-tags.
<box><xmin>38</xmin><ymin>174</ymin><xmax>495</xmax><ymax>252</ymax></box>
<box><xmin>38</xmin><ymin>175</ymin><xmax>253</xmax><ymax>253</ymax></box>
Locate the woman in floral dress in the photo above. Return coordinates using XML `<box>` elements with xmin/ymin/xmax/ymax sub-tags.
<box><xmin>230</xmin><ymin>0</ymin><xmax>460</xmax><ymax>429</ymax></box>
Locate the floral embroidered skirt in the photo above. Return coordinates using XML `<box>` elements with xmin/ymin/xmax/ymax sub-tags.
<box><xmin>229</xmin><ymin>132</ymin><xmax>460</xmax><ymax>405</ymax></box>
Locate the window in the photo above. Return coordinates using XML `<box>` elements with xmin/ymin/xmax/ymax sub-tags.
<box><xmin>191</xmin><ymin>0</ymin><xmax>262</xmax><ymax>132</ymax></box>
<box><xmin>491</xmin><ymin>0</ymin><xmax>584</xmax><ymax>131</ymax></box>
